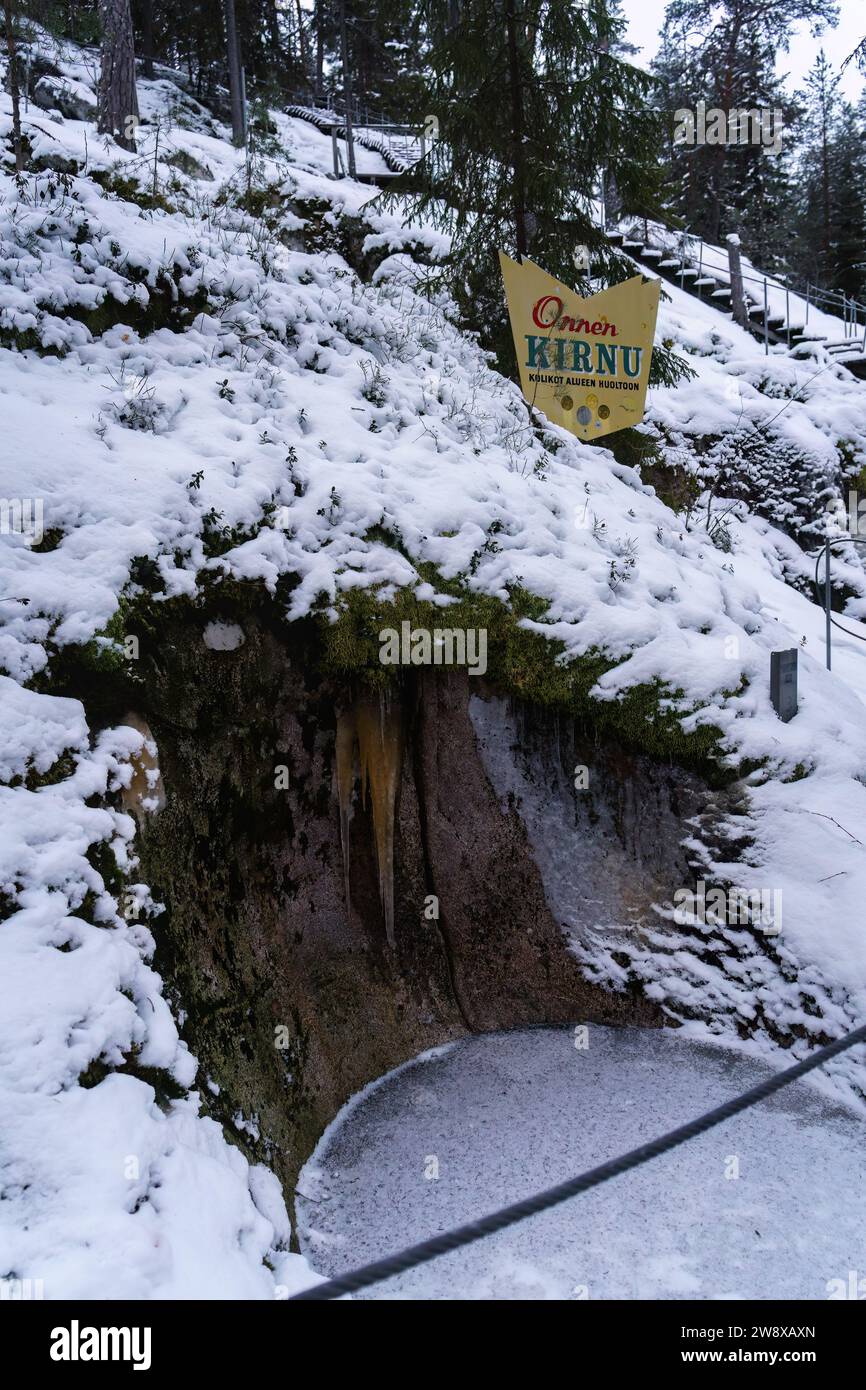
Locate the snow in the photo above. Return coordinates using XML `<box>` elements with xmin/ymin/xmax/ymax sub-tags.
<box><xmin>202</xmin><ymin>619</ymin><xmax>245</xmax><ymax>650</ymax></box>
<box><xmin>297</xmin><ymin>1027</ymin><xmax>866</xmax><ymax>1300</ymax></box>
<box><xmin>2</xmin><ymin>24</ymin><xmax>866</xmax><ymax>1298</ymax></box>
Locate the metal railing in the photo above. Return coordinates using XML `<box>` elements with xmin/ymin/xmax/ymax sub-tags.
<box><xmin>670</xmin><ymin>229</ymin><xmax>866</xmax><ymax>355</ymax></box>
<box><xmin>619</xmin><ymin>220</ymin><xmax>866</xmax><ymax>357</ymax></box>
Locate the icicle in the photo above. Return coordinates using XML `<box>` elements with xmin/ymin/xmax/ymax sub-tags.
<box><xmin>335</xmin><ymin>708</ymin><xmax>355</xmax><ymax>921</ymax></box>
<box><xmin>334</xmin><ymin>692</ymin><xmax>403</xmax><ymax>946</ymax></box>
<box><xmin>357</xmin><ymin>693</ymin><xmax>402</xmax><ymax>948</ymax></box>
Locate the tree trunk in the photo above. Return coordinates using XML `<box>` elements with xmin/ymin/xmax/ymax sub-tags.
<box><xmin>726</xmin><ymin>233</ymin><xmax>748</xmax><ymax>328</ymax></box>
<box><xmin>140</xmin><ymin>0</ymin><xmax>154</xmax><ymax>80</ymax></box>
<box><xmin>97</xmin><ymin>0</ymin><xmax>139</xmax><ymax>151</ymax></box>
<box><xmin>295</xmin><ymin>0</ymin><xmax>309</xmax><ymax>80</ymax></box>
<box><xmin>3</xmin><ymin>2</ymin><xmax>24</xmax><ymax>172</ymax></box>
<box><xmin>505</xmin><ymin>0</ymin><xmax>528</xmax><ymax>258</ymax></box>
<box><xmin>223</xmin><ymin>0</ymin><xmax>245</xmax><ymax>146</ymax></box>
<box><xmin>820</xmin><ymin>101</ymin><xmax>831</xmax><ymax>273</ymax></box>
<box><xmin>315</xmin><ymin>0</ymin><xmax>325</xmax><ymax>103</ymax></box>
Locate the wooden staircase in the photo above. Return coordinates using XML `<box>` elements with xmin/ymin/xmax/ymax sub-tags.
<box><xmin>606</xmin><ymin>229</ymin><xmax>866</xmax><ymax>380</ymax></box>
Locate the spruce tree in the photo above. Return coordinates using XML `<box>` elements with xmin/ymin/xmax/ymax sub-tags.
<box><xmin>654</xmin><ymin>0</ymin><xmax>837</xmax><ymax>252</ymax></box>
<box><xmin>792</xmin><ymin>49</ymin><xmax>842</xmax><ymax>286</ymax></box>
<box><xmin>388</xmin><ymin>0</ymin><xmax>687</xmax><ymax>387</ymax></box>
<box><xmin>828</xmin><ymin>104</ymin><xmax>866</xmax><ymax>302</ymax></box>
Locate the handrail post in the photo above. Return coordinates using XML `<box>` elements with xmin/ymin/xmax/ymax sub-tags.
<box><xmin>826</xmin><ymin>536</ymin><xmax>832</xmax><ymax>671</ymax></box>
<box><xmin>763</xmin><ymin>277</ymin><xmax>769</xmax><ymax>355</ymax></box>
<box><xmin>785</xmin><ymin>284</ymin><xmax>790</xmax><ymax>346</ymax></box>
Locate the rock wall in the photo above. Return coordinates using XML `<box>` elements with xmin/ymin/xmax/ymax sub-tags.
<box><xmin>121</xmin><ymin>600</ymin><xmax>709</xmax><ymax>1208</ymax></box>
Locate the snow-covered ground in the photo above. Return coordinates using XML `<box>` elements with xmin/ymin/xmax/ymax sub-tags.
<box><xmin>297</xmin><ymin>1027</ymin><xmax>866</xmax><ymax>1300</ymax></box>
<box><xmin>3</xmin><ymin>26</ymin><xmax>866</xmax><ymax>1298</ymax></box>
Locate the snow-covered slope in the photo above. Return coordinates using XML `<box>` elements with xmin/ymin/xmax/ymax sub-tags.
<box><xmin>3</xmin><ymin>30</ymin><xmax>866</xmax><ymax>1298</ymax></box>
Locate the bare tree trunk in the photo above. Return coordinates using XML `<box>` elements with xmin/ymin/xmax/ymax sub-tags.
<box><xmin>223</xmin><ymin>0</ymin><xmax>245</xmax><ymax>146</ymax></box>
<box><xmin>3</xmin><ymin>2</ymin><xmax>24</xmax><ymax>172</ymax></box>
<box><xmin>726</xmin><ymin>233</ymin><xmax>748</xmax><ymax>327</ymax></box>
<box><xmin>505</xmin><ymin>0</ymin><xmax>528</xmax><ymax>258</ymax></box>
<box><xmin>97</xmin><ymin>0</ymin><xmax>139</xmax><ymax>151</ymax></box>
<box><xmin>140</xmin><ymin>0</ymin><xmax>154</xmax><ymax>80</ymax></box>
<box><xmin>820</xmin><ymin>100</ymin><xmax>831</xmax><ymax>274</ymax></box>
<box><xmin>295</xmin><ymin>0</ymin><xmax>309</xmax><ymax>80</ymax></box>
<box><xmin>315</xmin><ymin>0</ymin><xmax>325</xmax><ymax>103</ymax></box>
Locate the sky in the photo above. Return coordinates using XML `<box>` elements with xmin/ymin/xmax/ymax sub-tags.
<box><xmin>619</xmin><ymin>0</ymin><xmax>865</xmax><ymax>102</ymax></box>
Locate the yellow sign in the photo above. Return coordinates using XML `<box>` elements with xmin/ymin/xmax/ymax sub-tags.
<box><xmin>498</xmin><ymin>251</ymin><xmax>660</xmax><ymax>441</ymax></box>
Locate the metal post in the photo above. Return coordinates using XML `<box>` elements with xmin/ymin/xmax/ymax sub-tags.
<box><xmin>763</xmin><ymin>277</ymin><xmax>769</xmax><ymax>355</ymax></box>
<box><xmin>825</xmin><ymin>535</ymin><xmax>832</xmax><ymax>671</ymax></box>
<box><xmin>240</xmin><ymin>65</ymin><xmax>248</xmax><ymax>150</ymax></box>
<box><xmin>339</xmin><ymin>0</ymin><xmax>356</xmax><ymax>179</ymax></box>
<box><xmin>785</xmin><ymin>284</ymin><xmax>790</xmax><ymax>345</ymax></box>
<box><xmin>805</xmin><ymin>282</ymin><xmax>810</xmax><ymax>326</ymax></box>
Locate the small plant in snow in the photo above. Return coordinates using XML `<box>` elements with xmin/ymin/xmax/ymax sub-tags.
<box><xmin>317</xmin><ymin>486</ymin><xmax>341</xmax><ymax>521</ymax></box>
<box><xmin>360</xmin><ymin>359</ymin><xmax>389</xmax><ymax>408</ymax></box>
<box><xmin>103</xmin><ymin>364</ymin><xmax>163</xmax><ymax>432</ymax></box>
<box><xmin>608</xmin><ymin>536</ymin><xmax>638</xmax><ymax>590</ymax></box>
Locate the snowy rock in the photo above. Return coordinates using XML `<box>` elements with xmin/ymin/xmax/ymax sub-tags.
<box><xmin>203</xmin><ymin>620</ymin><xmax>246</xmax><ymax>651</ymax></box>
<box><xmin>32</xmin><ymin>74</ymin><xmax>96</xmax><ymax>122</ymax></box>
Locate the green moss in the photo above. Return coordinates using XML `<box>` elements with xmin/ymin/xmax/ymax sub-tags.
<box><xmin>62</xmin><ymin>607</ymin><xmax>132</xmax><ymax>676</ymax></box>
<box><xmin>319</xmin><ymin>573</ymin><xmax>731</xmax><ymax>780</ymax></box>
<box><xmin>24</xmin><ymin>749</ymin><xmax>77</xmax><ymax>791</ymax></box>
<box><xmin>78</xmin><ymin>1053</ymin><xmax>186</xmax><ymax>1107</ymax></box>
<box><xmin>91</xmin><ymin>168</ymin><xmax>176</xmax><ymax>214</ymax></box>
<box><xmin>0</xmin><ymin>268</ymin><xmax>209</xmax><ymax>357</ymax></box>
<box><xmin>29</xmin><ymin>526</ymin><xmax>65</xmax><ymax>553</ymax></box>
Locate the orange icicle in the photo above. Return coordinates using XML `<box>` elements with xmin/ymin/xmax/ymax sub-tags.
<box><xmin>335</xmin><ymin>693</ymin><xmax>402</xmax><ymax>946</ymax></box>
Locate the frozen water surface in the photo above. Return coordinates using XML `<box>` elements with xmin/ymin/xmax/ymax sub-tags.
<box><xmin>297</xmin><ymin>1027</ymin><xmax>866</xmax><ymax>1300</ymax></box>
